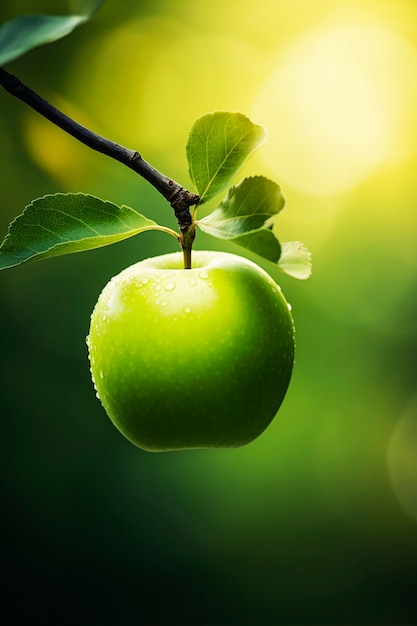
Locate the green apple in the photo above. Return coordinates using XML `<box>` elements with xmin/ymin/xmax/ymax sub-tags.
<box><xmin>88</xmin><ymin>250</ymin><xmax>295</xmax><ymax>452</ymax></box>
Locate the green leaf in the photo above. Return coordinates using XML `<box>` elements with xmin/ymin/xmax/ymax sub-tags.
<box><xmin>277</xmin><ymin>241</ymin><xmax>312</xmax><ymax>280</ymax></box>
<box><xmin>198</xmin><ymin>176</ymin><xmax>284</xmax><ymax>238</ymax></box>
<box><xmin>0</xmin><ymin>1</ymin><xmax>103</xmax><ymax>66</ymax></box>
<box><xmin>198</xmin><ymin>176</ymin><xmax>311</xmax><ymax>279</ymax></box>
<box><xmin>0</xmin><ymin>193</ymin><xmax>170</xmax><ymax>271</ymax></box>
<box><xmin>186</xmin><ymin>112</ymin><xmax>266</xmax><ymax>204</ymax></box>
<box><xmin>198</xmin><ymin>176</ymin><xmax>283</xmax><ymax>262</ymax></box>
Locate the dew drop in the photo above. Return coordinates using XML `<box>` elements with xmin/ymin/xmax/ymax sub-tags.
<box><xmin>99</xmin><ymin>370</ymin><xmax>104</xmax><ymax>379</ymax></box>
<box><xmin>155</xmin><ymin>284</ymin><xmax>161</xmax><ymax>292</ymax></box>
<box><xmin>140</xmin><ymin>277</ymin><xmax>149</xmax><ymax>285</ymax></box>
<box><xmin>189</xmin><ymin>278</ymin><xmax>197</xmax><ymax>287</ymax></box>
<box><xmin>85</xmin><ymin>335</ymin><xmax>90</xmax><ymax>347</ymax></box>
<box><xmin>184</xmin><ymin>306</ymin><xmax>192</xmax><ymax>314</ymax></box>
<box><xmin>96</xmin><ymin>391</ymin><xmax>101</xmax><ymax>400</ymax></box>
<box><xmin>164</xmin><ymin>281</ymin><xmax>175</xmax><ymax>292</ymax></box>
<box><xmin>287</xmin><ymin>302</ymin><xmax>293</xmax><ymax>311</ymax></box>
<box><xmin>199</xmin><ymin>270</ymin><xmax>209</xmax><ymax>280</ymax></box>
<box><xmin>161</xmin><ymin>301</ymin><xmax>168</xmax><ymax>307</ymax></box>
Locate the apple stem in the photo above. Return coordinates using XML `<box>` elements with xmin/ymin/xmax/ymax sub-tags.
<box><xmin>182</xmin><ymin>246</ymin><xmax>192</xmax><ymax>270</ymax></box>
<box><xmin>180</xmin><ymin>225</ymin><xmax>196</xmax><ymax>269</ymax></box>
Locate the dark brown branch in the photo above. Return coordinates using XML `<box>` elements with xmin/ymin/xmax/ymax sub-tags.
<box><xmin>0</xmin><ymin>66</ymin><xmax>199</xmax><ymax>232</ymax></box>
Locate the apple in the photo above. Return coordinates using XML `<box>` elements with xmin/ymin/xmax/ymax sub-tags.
<box><xmin>87</xmin><ymin>250</ymin><xmax>295</xmax><ymax>452</ymax></box>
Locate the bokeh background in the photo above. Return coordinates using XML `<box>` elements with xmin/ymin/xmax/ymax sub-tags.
<box><xmin>1</xmin><ymin>0</ymin><xmax>417</xmax><ymax>624</ymax></box>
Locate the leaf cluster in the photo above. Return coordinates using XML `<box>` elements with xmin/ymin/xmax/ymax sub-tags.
<box><xmin>0</xmin><ymin>4</ymin><xmax>311</xmax><ymax>280</ymax></box>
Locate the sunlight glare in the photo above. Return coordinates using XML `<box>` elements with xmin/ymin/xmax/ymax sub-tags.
<box><xmin>252</xmin><ymin>25</ymin><xmax>417</xmax><ymax>196</ymax></box>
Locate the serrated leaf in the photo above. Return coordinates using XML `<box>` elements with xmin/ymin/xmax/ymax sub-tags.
<box><xmin>198</xmin><ymin>176</ymin><xmax>283</xmax><ymax>263</ymax></box>
<box><xmin>198</xmin><ymin>176</ymin><xmax>311</xmax><ymax>279</ymax></box>
<box><xmin>277</xmin><ymin>241</ymin><xmax>312</xmax><ymax>280</ymax></box>
<box><xmin>0</xmin><ymin>193</ymin><xmax>168</xmax><ymax>271</ymax></box>
<box><xmin>186</xmin><ymin>112</ymin><xmax>266</xmax><ymax>204</ymax></box>
<box><xmin>0</xmin><ymin>0</ymin><xmax>103</xmax><ymax>66</ymax></box>
<box><xmin>198</xmin><ymin>176</ymin><xmax>285</xmax><ymax>239</ymax></box>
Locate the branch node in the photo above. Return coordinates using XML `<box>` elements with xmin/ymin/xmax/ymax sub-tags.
<box><xmin>170</xmin><ymin>189</ymin><xmax>200</xmax><ymax>233</ymax></box>
<box><xmin>129</xmin><ymin>150</ymin><xmax>142</xmax><ymax>163</ymax></box>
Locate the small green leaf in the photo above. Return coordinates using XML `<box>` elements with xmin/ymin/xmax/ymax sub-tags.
<box><xmin>277</xmin><ymin>241</ymin><xmax>312</xmax><ymax>280</ymax></box>
<box><xmin>198</xmin><ymin>176</ymin><xmax>283</xmax><ymax>262</ymax></box>
<box><xmin>0</xmin><ymin>1</ymin><xmax>103</xmax><ymax>66</ymax></box>
<box><xmin>198</xmin><ymin>176</ymin><xmax>284</xmax><ymax>238</ymax></box>
<box><xmin>186</xmin><ymin>112</ymin><xmax>266</xmax><ymax>204</ymax></box>
<box><xmin>0</xmin><ymin>193</ymin><xmax>171</xmax><ymax>271</ymax></box>
<box><xmin>199</xmin><ymin>176</ymin><xmax>311</xmax><ymax>279</ymax></box>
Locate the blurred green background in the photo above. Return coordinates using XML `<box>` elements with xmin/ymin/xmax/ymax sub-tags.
<box><xmin>1</xmin><ymin>0</ymin><xmax>417</xmax><ymax>624</ymax></box>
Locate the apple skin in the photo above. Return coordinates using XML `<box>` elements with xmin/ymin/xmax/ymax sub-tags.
<box><xmin>88</xmin><ymin>250</ymin><xmax>295</xmax><ymax>452</ymax></box>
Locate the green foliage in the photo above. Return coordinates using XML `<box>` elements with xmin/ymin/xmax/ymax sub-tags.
<box><xmin>0</xmin><ymin>193</ymin><xmax>167</xmax><ymax>270</ymax></box>
<box><xmin>189</xmin><ymin>118</ymin><xmax>311</xmax><ymax>279</ymax></box>
<box><xmin>186</xmin><ymin>112</ymin><xmax>266</xmax><ymax>204</ymax></box>
<box><xmin>199</xmin><ymin>176</ymin><xmax>285</xmax><ymax>236</ymax></box>
<box><xmin>0</xmin><ymin>10</ymin><xmax>310</xmax><ymax>279</ymax></box>
<box><xmin>0</xmin><ymin>112</ymin><xmax>311</xmax><ymax>278</ymax></box>
<box><xmin>198</xmin><ymin>176</ymin><xmax>282</xmax><ymax>262</ymax></box>
<box><xmin>0</xmin><ymin>0</ymin><xmax>102</xmax><ymax>66</ymax></box>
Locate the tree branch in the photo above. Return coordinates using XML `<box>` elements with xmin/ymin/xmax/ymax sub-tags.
<box><xmin>0</xmin><ymin>66</ymin><xmax>199</xmax><ymax>232</ymax></box>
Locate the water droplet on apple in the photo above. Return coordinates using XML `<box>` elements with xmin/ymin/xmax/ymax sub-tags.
<box><xmin>189</xmin><ymin>278</ymin><xmax>197</xmax><ymax>287</ymax></box>
<box><xmin>199</xmin><ymin>270</ymin><xmax>209</xmax><ymax>280</ymax></box>
<box><xmin>99</xmin><ymin>370</ymin><xmax>104</xmax><ymax>379</ymax></box>
<box><xmin>287</xmin><ymin>302</ymin><xmax>292</xmax><ymax>311</ymax></box>
<box><xmin>161</xmin><ymin>301</ymin><xmax>168</xmax><ymax>307</ymax></box>
<box><xmin>184</xmin><ymin>306</ymin><xmax>192</xmax><ymax>314</ymax></box>
<box><xmin>85</xmin><ymin>335</ymin><xmax>90</xmax><ymax>347</ymax></box>
<box><xmin>140</xmin><ymin>277</ymin><xmax>149</xmax><ymax>285</ymax></box>
<box><xmin>164</xmin><ymin>281</ymin><xmax>175</xmax><ymax>291</ymax></box>
<box><xmin>155</xmin><ymin>284</ymin><xmax>161</xmax><ymax>292</ymax></box>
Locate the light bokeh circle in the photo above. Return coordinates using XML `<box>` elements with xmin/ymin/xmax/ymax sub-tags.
<box><xmin>252</xmin><ymin>25</ymin><xmax>417</xmax><ymax>196</ymax></box>
<box><xmin>387</xmin><ymin>395</ymin><xmax>417</xmax><ymax>523</ymax></box>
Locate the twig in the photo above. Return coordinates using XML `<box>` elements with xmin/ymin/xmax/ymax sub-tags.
<box><xmin>0</xmin><ymin>66</ymin><xmax>199</xmax><ymax>232</ymax></box>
